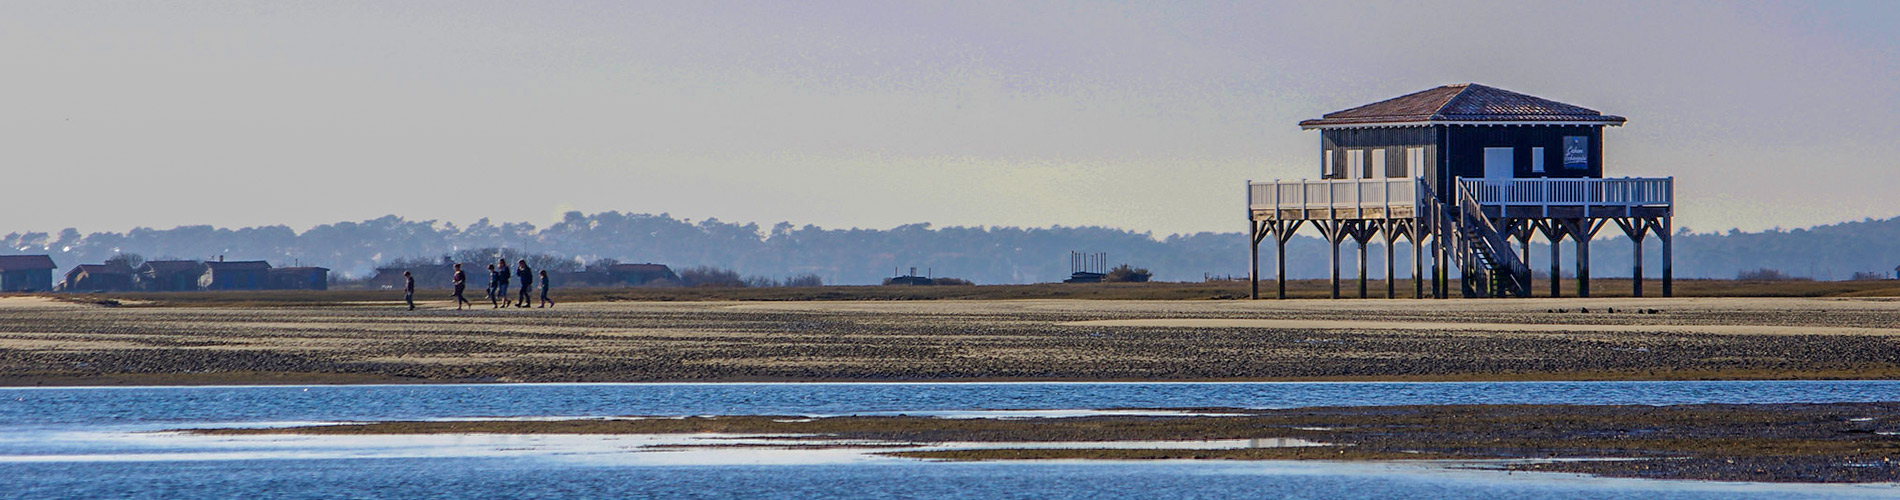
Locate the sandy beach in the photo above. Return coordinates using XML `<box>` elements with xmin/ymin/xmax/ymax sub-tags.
<box><xmin>2</xmin><ymin>295</ymin><xmax>1898</xmax><ymax>385</ymax></box>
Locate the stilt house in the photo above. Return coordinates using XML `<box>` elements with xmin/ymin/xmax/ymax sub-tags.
<box><xmin>1247</xmin><ymin>83</ymin><xmax>1674</xmax><ymax>299</ymax></box>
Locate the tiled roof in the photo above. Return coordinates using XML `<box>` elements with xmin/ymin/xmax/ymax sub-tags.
<box><xmin>271</xmin><ymin>267</ymin><xmax>329</xmax><ymax>273</ymax></box>
<box><xmin>139</xmin><ymin>260</ymin><xmax>207</xmax><ymax>274</ymax></box>
<box><xmin>68</xmin><ymin>264</ymin><xmax>132</xmax><ymax>276</ymax></box>
<box><xmin>204</xmin><ymin>260</ymin><xmax>272</xmax><ymax>272</ymax></box>
<box><xmin>1299</xmin><ymin>83</ymin><xmax>1625</xmax><ymax>128</ymax></box>
<box><xmin>0</xmin><ymin>255</ymin><xmax>57</xmax><ymax>271</ymax></box>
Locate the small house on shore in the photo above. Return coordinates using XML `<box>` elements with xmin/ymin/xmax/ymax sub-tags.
<box><xmin>606</xmin><ymin>263</ymin><xmax>677</xmax><ymax>286</ymax></box>
<box><xmin>63</xmin><ymin>264</ymin><xmax>134</xmax><ymax>292</ymax></box>
<box><xmin>0</xmin><ymin>255</ymin><xmax>57</xmax><ymax>292</ymax></box>
<box><xmin>269</xmin><ymin>267</ymin><xmax>330</xmax><ymax>290</ymax></box>
<box><xmin>136</xmin><ymin>261</ymin><xmax>209</xmax><ymax>291</ymax></box>
<box><xmin>200</xmin><ymin>260</ymin><xmax>272</xmax><ymax>291</ymax></box>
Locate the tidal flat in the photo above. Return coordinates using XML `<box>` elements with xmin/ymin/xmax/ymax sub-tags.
<box><xmin>192</xmin><ymin>402</ymin><xmax>1900</xmax><ymax>483</ymax></box>
<box><xmin>1</xmin><ymin>296</ymin><xmax>1899</xmax><ymax>385</ymax></box>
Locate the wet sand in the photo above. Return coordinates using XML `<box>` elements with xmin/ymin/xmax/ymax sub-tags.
<box><xmin>195</xmin><ymin>402</ymin><xmax>1900</xmax><ymax>483</ymax></box>
<box><xmin>1</xmin><ymin>295</ymin><xmax>1898</xmax><ymax>385</ymax></box>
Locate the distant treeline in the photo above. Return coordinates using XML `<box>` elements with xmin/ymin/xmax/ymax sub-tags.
<box><xmin>6</xmin><ymin>211</ymin><xmax>1899</xmax><ymax>285</ymax></box>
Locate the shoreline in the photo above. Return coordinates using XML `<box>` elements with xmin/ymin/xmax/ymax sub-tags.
<box><xmin>189</xmin><ymin>402</ymin><xmax>1900</xmax><ymax>484</ymax></box>
<box><xmin>5</xmin><ymin>369</ymin><xmax>1900</xmax><ymax>388</ymax></box>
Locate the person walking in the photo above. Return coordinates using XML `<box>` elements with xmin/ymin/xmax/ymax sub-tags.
<box><xmin>484</xmin><ymin>263</ymin><xmax>498</xmax><ymax>306</ymax></box>
<box><xmin>451</xmin><ymin>263</ymin><xmax>471</xmax><ymax>310</ymax></box>
<box><xmin>538</xmin><ymin>270</ymin><xmax>553</xmax><ymax>308</ymax></box>
<box><xmin>494</xmin><ymin>258</ymin><xmax>511</xmax><ymax>309</ymax></box>
<box><xmin>402</xmin><ymin>271</ymin><xmax>416</xmax><ymax>311</ymax></box>
<box><xmin>515</xmin><ymin>260</ymin><xmax>533</xmax><ymax>308</ymax></box>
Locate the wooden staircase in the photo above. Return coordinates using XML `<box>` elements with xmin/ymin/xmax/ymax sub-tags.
<box><xmin>1423</xmin><ymin>181</ymin><xmax>1531</xmax><ymax>298</ymax></box>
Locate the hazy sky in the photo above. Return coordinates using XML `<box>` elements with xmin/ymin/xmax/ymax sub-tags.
<box><xmin>6</xmin><ymin>1</ymin><xmax>1897</xmax><ymax>236</ymax></box>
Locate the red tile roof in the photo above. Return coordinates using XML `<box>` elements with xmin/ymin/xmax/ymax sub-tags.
<box><xmin>1299</xmin><ymin>83</ymin><xmax>1626</xmax><ymax>129</ymax></box>
<box><xmin>0</xmin><ymin>255</ymin><xmax>57</xmax><ymax>271</ymax></box>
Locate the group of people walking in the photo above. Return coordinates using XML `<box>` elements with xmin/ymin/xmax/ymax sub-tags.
<box><xmin>402</xmin><ymin>258</ymin><xmax>553</xmax><ymax>311</ymax></box>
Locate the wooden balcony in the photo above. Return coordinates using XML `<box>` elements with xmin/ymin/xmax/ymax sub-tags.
<box><xmin>1249</xmin><ymin>176</ymin><xmax>1674</xmax><ymax>221</ymax></box>
<box><xmin>1458</xmin><ymin>177</ymin><xmax>1673</xmax><ymax>218</ymax></box>
<box><xmin>1248</xmin><ymin>178</ymin><xmax>1421</xmax><ymax>220</ymax></box>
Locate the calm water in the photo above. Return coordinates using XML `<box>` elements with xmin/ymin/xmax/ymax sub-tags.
<box><xmin>3</xmin><ymin>381</ymin><xmax>1897</xmax><ymax>499</ymax></box>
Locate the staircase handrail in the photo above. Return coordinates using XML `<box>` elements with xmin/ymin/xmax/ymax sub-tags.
<box><xmin>1452</xmin><ymin>179</ymin><xmax>1530</xmax><ymax>296</ymax></box>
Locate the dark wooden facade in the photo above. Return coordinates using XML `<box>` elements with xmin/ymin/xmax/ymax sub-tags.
<box><xmin>0</xmin><ymin>255</ymin><xmax>57</xmax><ymax>292</ymax></box>
<box><xmin>1320</xmin><ymin>125</ymin><xmax>1605</xmax><ymax>201</ymax></box>
<box><xmin>137</xmin><ymin>261</ymin><xmax>208</xmax><ymax>291</ymax></box>
<box><xmin>63</xmin><ymin>265</ymin><xmax>134</xmax><ymax>292</ymax></box>
<box><xmin>269</xmin><ymin>267</ymin><xmax>330</xmax><ymax>290</ymax></box>
<box><xmin>201</xmin><ymin>261</ymin><xmax>272</xmax><ymax>291</ymax></box>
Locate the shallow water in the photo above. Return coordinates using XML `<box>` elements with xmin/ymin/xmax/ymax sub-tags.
<box><xmin>3</xmin><ymin>381</ymin><xmax>1898</xmax><ymax>499</ymax></box>
<box><xmin>7</xmin><ymin>379</ymin><xmax>1899</xmax><ymax>428</ymax></box>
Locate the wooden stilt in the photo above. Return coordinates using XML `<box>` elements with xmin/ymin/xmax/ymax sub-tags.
<box><xmin>1384</xmin><ymin>221</ymin><xmax>1399</xmax><ymax>299</ymax></box>
<box><xmin>1536</xmin><ymin>220</ymin><xmax>1564</xmax><ymax>298</ymax></box>
<box><xmin>1615</xmin><ymin>218</ymin><xmax>1647</xmax><ymax>298</ymax></box>
<box><xmin>1330</xmin><ymin>231</ymin><xmax>1342</xmax><ymax>300</ymax></box>
<box><xmin>1413</xmin><ymin>225</ymin><xmax>1425</xmax><ymax>299</ymax></box>
<box><xmin>1568</xmin><ymin>219</ymin><xmax>1605</xmax><ymax>298</ymax></box>
<box><xmin>1348</xmin><ymin>221</ymin><xmax>1379</xmax><ymax>299</ymax></box>
<box><xmin>1661</xmin><ymin>215</ymin><xmax>1673</xmax><ymax>298</ymax></box>
<box><xmin>1357</xmin><ymin>236</ymin><xmax>1369</xmax><ymax>299</ymax></box>
<box><xmin>1434</xmin><ymin>217</ymin><xmax>1448</xmax><ymax>299</ymax></box>
<box><xmin>1517</xmin><ymin>221</ymin><xmax>1533</xmax><ymax>297</ymax></box>
<box><xmin>1317</xmin><ymin>220</ymin><xmax>1344</xmax><ymax>300</ymax></box>
<box><xmin>1248</xmin><ymin>220</ymin><xmax>1261</xmax><ymax>300</ymax></box>
<box><xmin>1275</xmin><ymin>220</ymin><xmax>1304</xmax><ymax>300</ymax></box>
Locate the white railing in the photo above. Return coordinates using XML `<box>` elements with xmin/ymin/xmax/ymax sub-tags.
<box><xmin>1249</xmin><ymin>177</ymin><xmax>1421</xmax><ymax>213</ymax></box>
<box><xmin>1458</xmin><ymin>177</ymin><xmax>1673</xmax><ymax>207</ymax></box>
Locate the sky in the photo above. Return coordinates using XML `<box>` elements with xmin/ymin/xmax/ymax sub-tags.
<box><xmin>4</xmin><ymin>1</ymin><xmax>1898</xmax><ymax>237</ymax></box>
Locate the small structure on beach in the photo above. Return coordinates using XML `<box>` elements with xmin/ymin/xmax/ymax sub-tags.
<box><xmin>62</xmin><ymin>264</ymin><xmax>134</xmax><ymax>292</ymax></box>
<box><xmin>1064</xmin><ymin>252</ymin><xmax>1107</xmax><ymax>283</ymax></box>
<box><xmin>136</xmin><ymin>260</ymin><xmax>209</xmax><ymax>291</ymax></box>
<box><xmin>886</xmin><ymin>267</ymin><xmax>934</xmax><ymax>286</ymax></box>
<box><xmin>269</xmin><ymin>267</ymin><xmax>330</xmax><ymax>290</ymax></box>
<box><xmin>1247</xmin><ymin>83</ymin><xmax>1673</xmax><ymax>299</ymax></box>
<box><xmin>200</xmin><ymin>259</ymin><xmax>272</xmax><ymax>291</ymax></box>
<box><xmin>605</xmin><ymin>263</ymin><xmax>677</xmax><ymax>286</ymax></box>
<box><xmin>0</xmin><ymin>255</ymin><xmax>57</xmax><ymax>292</ymax></box>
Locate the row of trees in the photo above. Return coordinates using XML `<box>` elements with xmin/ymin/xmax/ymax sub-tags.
<box><xmin>8</xmin><ymin>211</ymin><xmax>1900</xmax><ymax>285</ymax></box>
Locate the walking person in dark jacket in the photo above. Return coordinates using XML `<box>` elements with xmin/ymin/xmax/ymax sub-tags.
<box><xmin>494</xmin><ymin>259</ymin><xmax>511</xmax><ymax>309</ymax></box>
<box><xmin>403</xmin><ymin>271</ymin><xmax>415</xmax><ymax>311</ymax></box>
<box><xmin>538</xmin><ymin>270</ymin><xmax>553</xmax><ymax>308</ymax></box>
<box><xmin>484</xmin><ymin>263</ymin><xmax>498</xmax><ymax>306</ymax></box>
<box><xmin>451</xmin><ymin>263</ymin><xmax>471</xmax><ymax>310</ymax></box>
<box><xmin>515</xmin><ymin>260</ymin><xmax>533</xmax><ymax>308</ymax></box>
